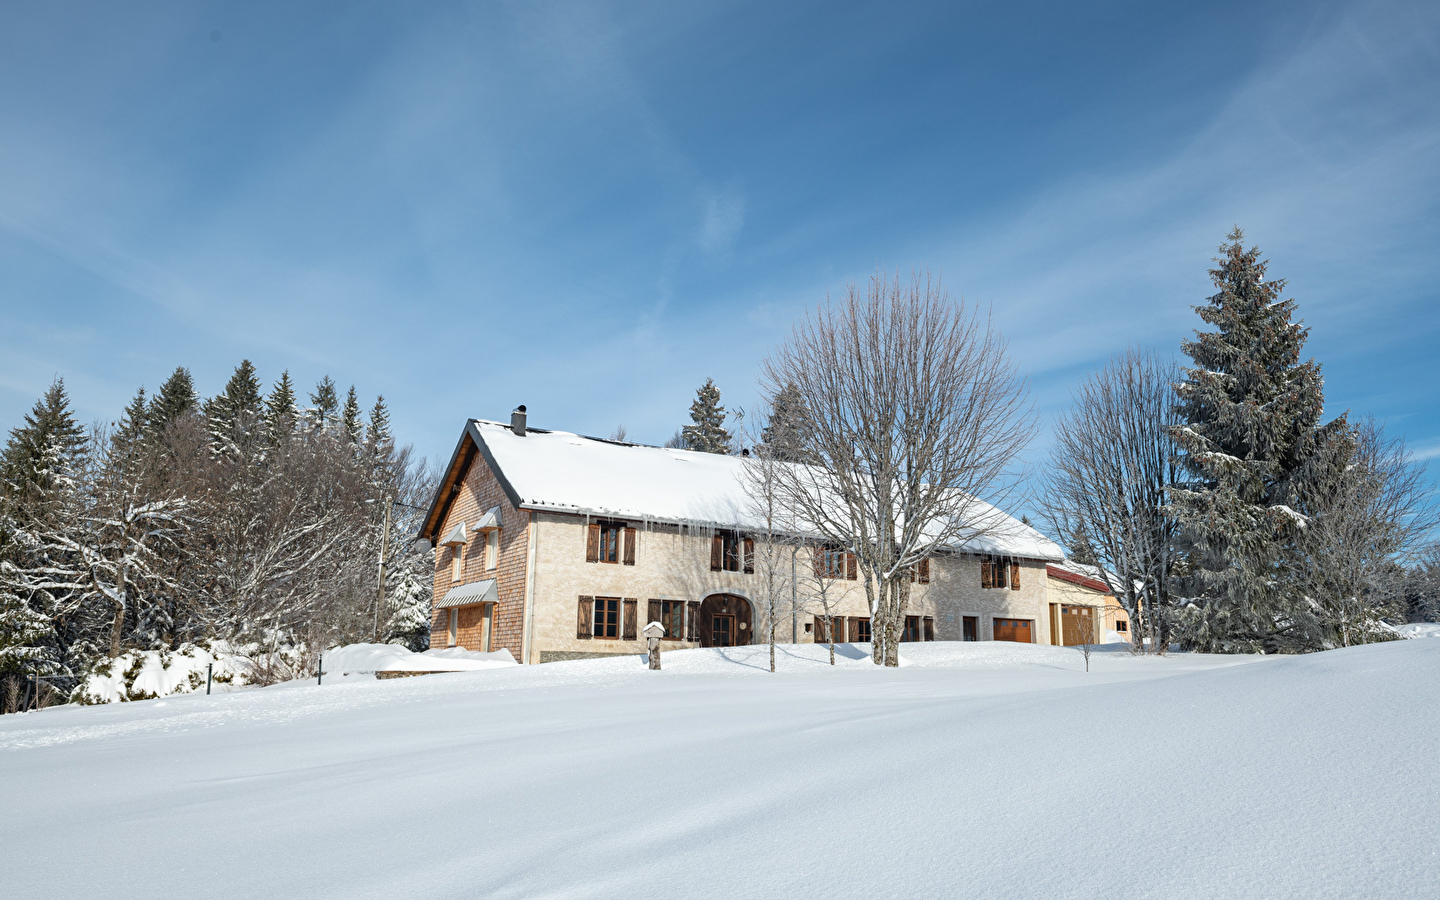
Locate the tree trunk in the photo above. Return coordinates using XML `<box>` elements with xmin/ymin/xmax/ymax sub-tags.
<box><xmin>110</xmin><ymin>599</ymin><xmax>125</xmax><ymax>659</ymax></box>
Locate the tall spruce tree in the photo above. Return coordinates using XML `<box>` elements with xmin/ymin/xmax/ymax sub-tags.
<box><xmin>341</xmin><ymin>386</ymin><xmax>363</xmax><ymax>446</ymax></box>
<box><xmin>264</xmin><ymin>371</ymin><xmax>299</xmax><ymax>445</ymax></box>
<box><xmin>308</xmin><ymin>376</ymin><xmax>339</xmax><ymax>432</ymax></box>
<box><xmin>147</xmin><ymin>367</ymin><xmax>199</xmax><ymax>441</ymax></box>
<box><xmin>1169</xmin><ymin>229</ymin><xmax>1351</xmax><ymax>653</ymax></box>
<box><xmin>1</xmin><ymin>378</ymin><xmax>87</xmax><ymax>512</ymax></box>
<box><xmin>681</xmin><ymin>378</ymin><xmax>732</xmax><ymax>454</ymax></box>
<box><xmin>760</xmin><ymin>380</ymin><xmax>813</xmax><ymax>461</ymax></box>
<box><xmin>111</xmin><ymin>387</ymin><xmax>149</xmax><ymax>463</ymax></box>
<box><xmin>207</xmin><ymin>360</ymin><xmax>264</xmax><ymax>456</ymax></box>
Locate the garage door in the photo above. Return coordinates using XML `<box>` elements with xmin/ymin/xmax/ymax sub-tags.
<box><xmin>993</xmin><ymin>618</ymin><xmax>1032</xmax><ymax>643</ymax></box>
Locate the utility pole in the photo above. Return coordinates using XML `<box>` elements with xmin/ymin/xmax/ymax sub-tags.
<box><xmin>791</xmin><ymin>547</ymin><xmax>798</xmax><ymax>644</ymax></box>
<box><xmin>374</xmin><ymin>496</ymin><xmax>390</xmax><ymax>642</ymax></box>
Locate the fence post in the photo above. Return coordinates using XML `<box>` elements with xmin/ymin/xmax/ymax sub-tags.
<box><xmin>206</xmin><ymin>663</ymin><xmax>213</xmax><ymax>695</ymax></box>
<box><xmin>317</xmin><ymin>654</ymin><xmax>323</xmax><ymax>686</ymax></box>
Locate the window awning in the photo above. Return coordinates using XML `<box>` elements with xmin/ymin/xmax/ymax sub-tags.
<box><xmin>440</xmin><ymin>522</ymin><xmax>467</xmax><ymax>546</ymax></box>
<box><xmin>473</xmin><ymin>506</ymin><xmax>502</xmax><ymax>531</ymax></box>
<box><xmin>436</xmin><ymin>579</ymin><xmax>497</xmax><ymax>609</ymax></box>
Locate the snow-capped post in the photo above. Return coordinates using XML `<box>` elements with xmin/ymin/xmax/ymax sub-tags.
<box><xmin>317</xmin><ymin>654</ymin><xmax>324</xmax><ymax>686</ymax></box>
<box><xmin>644</xmin><ymin>621</ymin><xmax>665</xmax><ymax>670</ymax></box>
<box><xmin>206</xmin><ymin>663</ymin><xmax>212</xmax><ymax>695</ymax></box>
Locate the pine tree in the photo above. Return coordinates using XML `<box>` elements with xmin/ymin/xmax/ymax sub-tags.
<box><xmin>308</xmin><ymin>376</ymin><xmax>339</xmax><ymax>432</ymax></box>
<box><xmin>341</xmin><ymin>386</ymin><xmax>363</xmax><ymax>446</ymax></box>
<box><xmin>1</xmin><ymin>378</ymin><xmax>87</xmax><ymax>513</ymax></box>
<box><xmin>111</xmin><ymin>387</ymin><xmax>149</xmax><ymax>464</ymax></box>
<box><xmin>207</xmin><ymin>360</ymin><xmax>264</xmax><ymax>455</ymax></box>
<box><xmin>147</xmin><ymin>367</ymin><xmax>199</xmax><ymax>442</ymax></box>
<box><xmin>1169</xmin><ymin>229</ymin><xmax>1351</xmax><ymax>653</ymax></box>
<box><xmin>264</xmin><ymin>371</ymin><xmax>299</xmax><ymax>446</ymax></box>
<box><xmin>760</xmin><ymin>380</ymin><xmax>812</xmax><ymax>461</ymax></box>
<box><xmin>681</xmin><ymin>378</ymin><xmax>732</xmax><ymax>454</ymax></box>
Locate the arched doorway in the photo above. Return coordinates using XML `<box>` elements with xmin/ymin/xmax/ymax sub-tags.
<box><xmin>697</xmin><ymin>594</ymin><xmax>753</xmax><ymax>648</ymax></box>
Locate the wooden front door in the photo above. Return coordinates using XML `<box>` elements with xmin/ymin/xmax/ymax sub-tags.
<box><xmin>962</xmin><ymin>616</ymin><xmax>978</xmax><ymax>642</ymax></box>
<box><xmin>711</xmin><ymin>615</ymin><xmax>735</xmax><ymax>647</ymax></box>
<box><xmin>993</xmin><ymin>618</ymin><xmax>1033</xmax><ymax>643</ymax></box>
<box><xmin>697</xmin><ymin>594</ymin><xmax>752</xmax><ymax>647</ymax></box>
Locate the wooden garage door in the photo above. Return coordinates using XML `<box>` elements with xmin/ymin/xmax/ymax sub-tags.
<box><xmin>993</xmin><ymin>618</ymin><xmax>1032</xmax><ymax>643</ymax></box>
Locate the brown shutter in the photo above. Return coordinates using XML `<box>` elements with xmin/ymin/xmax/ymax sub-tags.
<box><xmin>623</xmin><ymin>527</ymin><xmax>637</xmax><ymax>566</ymax></box>
<box><xmin>623</xmin><ymin>599</ymin><xmax>637</xmax><ymax>640</ymax></box>
<box><xmin>1010</xmin><ymin>559</ymin><xmax>1021</xmax><ymax>590</ymax></box>
<box><xmin>648</xmin><ymin>599</ymin><xmax>662</xmax><ymax>629</ymax></box>
<box><xmin>577</xmin><ymin>596</ymin><xmax>594</xmax><ymax>639</ymax></box>
<box><xmin>846</xmin><ymin>552</ymin><xmax>857</xmax><ymax>581</ymax></box>
<box><xmin>686</xmin><ymin>600</ymin><xmax>700</xmax><ymax>641</ymax></box>
<box><xmin>846</xmin><ymin>616</ymin><xmax>859</xmax><ymax>642</ymax></box>
<box><xmin>743</xmin><ymin>537</ymin><xmax>755</xmax><ymax>574</ymax></box>
<box><xmin>919</xmin><ymin>558</ymin><xmax>931</xmax><ymax>584</ymax></box>
<box><xmin>923</xmin><ymin>616</ymin><xmax>935</xmax><ymax>641</ymax></box>
<box><xmin>813</xmin><ymin>547</ymin><xmax>825</xmax><ymax>578</ymax></box>
<box><xmin>710</xmin><ymin>534</ymin><xmax>723</xmax><ymax>571</ymax></box>
<box><xmin>981</xmin><ymin>557</ymin><xmax>992</xmax><ymax>588</ymax></box>
<box><xmin>586</xmin><ymin>524</ymin><xmax>600</xmax><ymax>563</ymax></box>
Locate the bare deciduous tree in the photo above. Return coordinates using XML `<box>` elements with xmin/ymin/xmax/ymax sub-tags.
<box><xmin>1296</xmin><ymin>418</ymin><xmax>1437</xmax><ymax>645</ymax></box>
<box><xmin>740</xmin><ymin>419</ymin><xmax>796</xmax><ymax>673</ymax></box>
<box><xmin>1043</xmin><ymin>349</ymin><xmax>1181</xmax><ymax>653</ymax></box>
<box><xmin>764</xmin><ymin>271</ymin><xmax>1032</xmax><ymax>666</ymax></box>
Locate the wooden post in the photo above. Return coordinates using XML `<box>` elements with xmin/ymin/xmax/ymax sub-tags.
<box><xmin>206</xmin><ymin>663</ymin><xmax>213</xmax><ymax>695</ymax></box>
<box><xmin>643</xmin><ymin>621</ymin><xmax>664</xmax><ymax>670</ymax></box>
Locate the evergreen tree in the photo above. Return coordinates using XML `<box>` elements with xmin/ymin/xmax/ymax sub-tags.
<box><xmin>207</xmin><ymin>360</ymin><xmax>264</xmax><ymax>455</ymax></box>
<box><xmin>1</xmin><ymin>378</ymin><xmax>87</xmax><ymax>512</ymax></box>
<box><xmin>341</xmin><ymin>386</ymin><xmax>363</xmax><ymax>446</ymax></box>
<box><xmin>308</xmin><ymin>376</ymin><xmax>339</xmax><ymax>432</ymax></box>
<box><xmin>264</xmin><ymin>371</ymin><xmax>299</xmax><ymax>445</ymax></box>
<box><xmin>759</xmin><ymin>380</ymin><xmax>813</xmax><ymax>461</ymax></box>
<box><xmin>1169</xmin><ymin>229</ymin><xmax>1351</xmax><ymax>653</ymax></box>
<box><xmin>146</xmin><ymin>367</ymin><xmax>199</xmax><ymax>441</ymax></box>
<box><xmin>111</xmin><ymin>387</ymin><xmax>149</xmax><ymax>464</ymax></box>
<box><xmin>681</xmin><ymin>378</ymin><xmax>732</xmax><ymax>454</ymax></box>
<box><xmin>0</xmin><ymin>581</ymin><xmax>50</xmax><ymax>676</ymax></box>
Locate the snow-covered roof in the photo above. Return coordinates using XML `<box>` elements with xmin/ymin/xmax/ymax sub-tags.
<box><xmin>457</xmin><ymin>419</ymin><xmax>1063</xmax><ymax>561</ymax></box>
<box><xmin>440</xmin><ymin>522</ymin><xmax>467</xmax><ymax>546</ymax></box>
<box><xmin>473</xmin><ymin>506</ymin><xmax>502</xmax><ymax>530</ymax></box>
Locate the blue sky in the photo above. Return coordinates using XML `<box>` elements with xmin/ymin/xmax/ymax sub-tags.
<box><xmin>2</xmin><ymin>0</ymin><xmax>1437</xmax><ymax>485</ymax></box>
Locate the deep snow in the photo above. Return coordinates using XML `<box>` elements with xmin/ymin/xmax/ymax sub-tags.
<box><xmin>2</xmin><ymin>640</ymin><xmax>1436</xmax><ymax>899</ymax></box>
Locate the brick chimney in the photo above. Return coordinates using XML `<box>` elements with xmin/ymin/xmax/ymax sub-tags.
<box><xmin>510</xmin><ymin>405</ymin><xmax>527</xmax><ymax>436</ymax></box>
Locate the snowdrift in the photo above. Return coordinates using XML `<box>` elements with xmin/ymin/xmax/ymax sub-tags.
<box><xmin>323</xmin><ymin>642</ymin><xmax>517</xmax><ymax>674</ymax></box>
<box><xmin>3</xmin><ymin>640</ymin><xmax>1436</xmax><ymax>900</ymax></box>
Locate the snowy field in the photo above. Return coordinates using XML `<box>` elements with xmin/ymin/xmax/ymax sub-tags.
<box><xmin>2</xmin><ymin>640</ymin><xmax>1436</xmax><ymax>900</ymax></box>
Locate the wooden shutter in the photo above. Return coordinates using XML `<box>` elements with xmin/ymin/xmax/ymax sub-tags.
<box><xmin>743</xmin><ymin>537</ymin><xmax>755</xmax><ymax>574</ymax></box>
<box><xmin>919</xmin><ymin>558</ymin><xmax>931</xmax><ymax>584</ymax></box>
<box><xmin>846</xmin><ymin>552</ymin><xmax>857</xmax><ymax>581</ymax></box>
<box><xmin>923</xmin><ymin>616</ymin><xmax>935</xmax><ymax>641</ymax></box>
<box><xmin>586</xmin><ymin>524</ymin><xmax>600</xmax><ymax>563</ymax></box>
<box><xmin>648</xmin><ymin>599</ymin><xmax>662</xmax><ymax>629</ymax></box>
<box><xmin>1010</xmin><ymin>559</ymin><xmax>1021</xmax><ymax>590</ymax></box>
<box><xmin>847</xmin><ymin>616</ymin><xmax>860</xmax><ymax>642</ymax></box>
<box><xmin>623</xmin><ymin>599</ymin><xmax>637</xmax><ymax>640</ymax></box>
<box><xmin>813</xmin><ymin>547</ymin><xmax>825</xmax><ymax>578</ymax></box>
<box><xmin>577</xmin><ymin>596</ymin><xmax>593</xmax><ymax>639</ymax></box>
<box><xmin>686</xmin><ymin>600</ymin><xmax>700</xmax><ymax>641</ymax></box>
<box><xmin>623</xmin><ymin>527</ymin><xmax>636</xmax><ymax>566</ymax></box>
<box><xmin>710</xmin><ymin>534</ymin><xmax>723</xmax><ymax>571</ymax></box>
<box><xmin>981</xmin><ymin>557</ymin><xmax>992</xmax><ymax>588</ymax></box>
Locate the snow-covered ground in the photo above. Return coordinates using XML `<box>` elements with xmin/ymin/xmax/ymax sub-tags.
<box><xmin>2</xmin><ymin>640</ymin><xmax>1436</xmax><ymax>899</ymax></box>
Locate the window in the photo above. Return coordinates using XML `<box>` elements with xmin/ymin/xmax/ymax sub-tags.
<box><xmin>447</xmin><ymin>608</ymin><xmax>458</xmax><ymax>647</ymax></box>
<box><xmin>450</xmin><ymin>544</ymin><xmax>464</xmax><ymax>582</ymax></box>
<box><xmin>902</xmin><ymin>616</ymin><xmax>920</xmax><ymax>642</ymax></box>
<box><xmin>711</xmin><ymin>530</ymin><xmax>754</xmax><ymax>573</ymax></box>
<box><xmin>815</xmin><ymin>545</ymin><xmax>857</xmax><ymax>580</ymax></box>
<box><xmin>485</xmin><ymin>529</ymin><xmax>499</xmax><ymax>570</ymax></box>
<box><xmin>660</xmin><ymin>600</ymin><xmax>686</xmax><ymax>640</ymax></box>
<box><xmin>981</xmin><ymin>554</ymin><xmax>1020</xmax><ymax>590</ymax></box>
<box><xmin>1116</xmin><ymin>620</ymin><xmax>1128</xmax><ymax>633</ymax></box>
<box><xmin>587</xmin><ymin>522</ymin><xmax>636</xmax><ymax>565</ymax></box>
<box><xmin>592</xmin><ymin>598</ymin><xmax>620</xmax><ymax>639</ymax></box>
<box><xmin>852</xmin><ymin>617</ymin><xmax>872</xmax><ymax>643</ymax></box>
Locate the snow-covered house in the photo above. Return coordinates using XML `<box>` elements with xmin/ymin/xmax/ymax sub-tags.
<box><xmin>1045</xmin><ymin>560</ymin><xmax>1131</xmax><ymax>645</ymax></box>
<box><xmin>416</xmin><ymin>408</ymin><xmax>1067</xmax><ymax>664</ymax></box>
